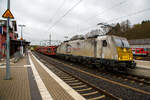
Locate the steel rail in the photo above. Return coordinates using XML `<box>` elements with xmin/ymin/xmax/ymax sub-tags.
<box><xmin>34</xmin><ymin>52</ymin><xmax>122</xmax><ymax>100</ymax></box>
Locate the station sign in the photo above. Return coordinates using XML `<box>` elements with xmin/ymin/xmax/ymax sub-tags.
<box><xmin>2</xmin><ymin>9</ymin><xmax>14</xmax><ymax>19</ymax></box>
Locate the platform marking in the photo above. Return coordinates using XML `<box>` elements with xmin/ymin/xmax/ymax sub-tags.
<box><xmin>31</xmin><ymin>53</ymin><xmax>86</xmax><ymax>100</ymax></box>
<box><xmin>29</xmin><ymin>54</ymin><xmax>53</xmax><ymax>100</ymax></box>
<box><xmin>136</xmin><ymin>66</ymin><xmax>150</xmax><ymax>70</ymax></box>
<box><xmin>24</xmin><ymin>65</ymin><xmax>31</xmax><ymax>67</ymax></box>
<box><xmin>0</xmin><ymin>66</ymin><xmax>5</xmax><ymax>68</ymax></box>
<box><xmin>0</xmin><ymin>65</ymin><xmax>31</xmax><ymax>68</ymax></box>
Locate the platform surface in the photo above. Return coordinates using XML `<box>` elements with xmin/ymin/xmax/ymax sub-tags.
<box><xmin>0</xmin><ymin>56</ymin><xmax>31</xmax><ymax>100</ymax></box>
<box><xmin>0</xmin><ymin>52</ymin><xmax>85</xmax><ymax>100</ymax></box>
<box><xmin>135</xmin><ymin>60</ymin><xmax>150</xmax><ymax>69</ymax></box>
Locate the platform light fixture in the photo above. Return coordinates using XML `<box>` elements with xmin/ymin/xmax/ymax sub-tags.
<box><xmin>18</xmin><ymin>24</ymin><xmax>26</xmax><ymax>55</ymax></box>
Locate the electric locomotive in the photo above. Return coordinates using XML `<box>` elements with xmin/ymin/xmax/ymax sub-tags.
<box><xmin>56</xmin><ymin>35</ymin><xmax>136</xmax><ymax>71</ymax></box>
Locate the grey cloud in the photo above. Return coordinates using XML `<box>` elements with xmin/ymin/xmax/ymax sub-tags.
<box><xmin>0</xmin><ymin>0</ymin><xmax>150</xmax><ymax>45</ymax></box>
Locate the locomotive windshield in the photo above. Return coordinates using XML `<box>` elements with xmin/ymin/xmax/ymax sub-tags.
<box><xmin>114</xmin><ymin>38</ymin><xmax>130</xmax><ymax>48</ymax></box>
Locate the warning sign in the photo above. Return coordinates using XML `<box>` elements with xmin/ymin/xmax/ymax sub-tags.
<box><xmin>2</xmin><ymin>9</ymin><xmax>14</xmax><ymax>19</ymax></box>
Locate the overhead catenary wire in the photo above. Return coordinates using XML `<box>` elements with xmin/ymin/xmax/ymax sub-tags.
<box><xmin>78</xmin><ymin>7</ymin><xmax>150</xmax><ymax>33</ymax></box>
<box><xmin>48</xmin><ymin>0</ymin><xmax>66</xmax><ymax>24</ymax></box>
<box><xmin>76</xmin><ymin>0</ymin><xmax>128</xmax><ymax>33</ymax></box>
<box><xmin>83</xmin><ymin>0</ymin><xmax>128</xmax><ymax>23</ymax></box>
<box><xmin>107</xmin><ymin>7</ymin><xmax>150</xmax><ymax>23</ymax></box>
<box><xmin>48</xmin><ymin>0</ymin><xmax>83</xmax><ymax>31</ymax></box>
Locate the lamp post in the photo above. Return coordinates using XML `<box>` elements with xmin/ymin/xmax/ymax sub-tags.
<box><xmin>2</xmin><ymin>0</ymin><xmax>15</xmax><ymax>79</ymax></box>
<box><xmin>18</xmin><ymin>24</ymin><xmax>26</xmax><ymax>56</ymax></box>
<box><xmin>5</xmin><ymin>0</ymin><xmax>10</xmax><ymax>80</ymax></box>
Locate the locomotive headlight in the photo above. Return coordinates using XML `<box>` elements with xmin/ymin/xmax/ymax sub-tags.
<box><xmin>129</xmin><ymin>57</ymin><xmax>132</xmax><ymax>60</ymax></box>
<box><xmin>118</xmin><ymin>57</ymin><xmax>121</xmax><ymax>60</ymax></box>
<box><xmin>129</xmin><ymin>55</ymin><xmax>133</xmax><ymax>60</ymax></box>
<box><xmin>123</xmin><ymin>48</ymin><xmax>127</xmax><ymax>52</ymax></box>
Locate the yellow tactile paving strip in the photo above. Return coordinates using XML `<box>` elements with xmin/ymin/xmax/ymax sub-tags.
<box><xmin>30</xmin><ymin>55</ymin><xmax>75</xmax><ymax>100</ymax></box>
<box><xmin>0</xmin><ymin>68</ymin><xmax>31</xmax><ymax>100</ymax></box>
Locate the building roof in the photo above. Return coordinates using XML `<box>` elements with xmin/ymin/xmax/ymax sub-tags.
<box><xmin>11</xmin><ymin>40</ymin><xmax>30</xmax><ymax>46</ymax></box>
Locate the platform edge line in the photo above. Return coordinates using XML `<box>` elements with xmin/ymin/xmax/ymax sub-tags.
<box><xmin>31</xmin><ymin>52</ymin><xmax>86</xmax><ymax>100</ymax></box>
<box><xmin>29</xmin><ymin>53</ymin><xmax>53</xmax><ymax>100</ymax></box>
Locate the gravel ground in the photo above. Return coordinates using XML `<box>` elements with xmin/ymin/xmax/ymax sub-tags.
<box><xmin>47</xmin><ymin>55</ymin><xmax>150</xmax><ymax>93</ymax></box>
<box><xmin>56</xmin><ymin>63</ymin><xmax>150</xmax><ymax>100</ymax></box>
<box><xmin>55</xmin><ymin>58</ymin><xmax>150</xmax><ymax>92</ymax></box>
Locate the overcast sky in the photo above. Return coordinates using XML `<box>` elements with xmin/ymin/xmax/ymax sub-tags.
<box><xmin>0</xmin><ymin>0</ymin><xmax>150</xmax><ymax>45</ymax></box>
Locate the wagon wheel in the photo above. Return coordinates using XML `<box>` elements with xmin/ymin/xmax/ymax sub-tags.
<box><xmin>105</xmin><ymin>66</ymin><xmax>113</xmax><ymax>72</ymax></box>
<box><xmin>96</xmin><ymin>64</ymin><xmax>105</xmax><ymax>71</ymax></box>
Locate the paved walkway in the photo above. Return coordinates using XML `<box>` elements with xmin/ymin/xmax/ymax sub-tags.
<box><xmin>0</xmin><ymin>56</ymin><xmax>31</xmax><ymax>100</ymax></box>
<box><xmin>0</xmin><ymin>52</ymin><xmax>85</xmax><ymax>100</ymax></box>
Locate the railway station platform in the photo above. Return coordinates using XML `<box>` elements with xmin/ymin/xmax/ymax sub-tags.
<box><xmin>0</xmin><ymin>51</ymin><xmax>85</xmax><ymax>100</ymax></box>
<box><xmin>135</xmin><ymin>60</ymin><xmax>150</xmax><ymax>69</ymax></box>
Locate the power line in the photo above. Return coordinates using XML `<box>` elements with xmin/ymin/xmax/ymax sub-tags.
<box><xmin>75</xmin><ymin>0</ymin><xmax>128</xmax><ymax>33</ymax></box>
<box><xmin>100</xmin><ymin>0</ymin><xmax>127</xmax><ymax>14</ymax></box>
<box><xmin>80</xmin><ymin>0</ymin><xmax>128</xmax><ymax>25</ymax></box>
<box><xmin>78</xmin><ymin>7</ymin><xmax>150</xmax><ymax>33</ymax></box>
<box><xmin>48</xmin><ymin>0</ymin><xmax>83</xmax><ymax>31</ymax></box>
<box><xmin>107</xmin><ymin>7</ymin><xmax>150</xmax><ymax>23</ymax></box>
<box><xmin>48</xmin><ymin>0</ymin><xmax>66</xmax><ymax>24</ymax></box>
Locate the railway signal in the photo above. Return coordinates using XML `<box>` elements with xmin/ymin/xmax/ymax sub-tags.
<box><xmin>18</xmin><ymin>25</ymin><xmax>26</xmax><ymax>56</ymax></box>
<box><xmin>2</xmin><ymin>9</ymin><xmax>14</xmax><ymax>19</ymax></box>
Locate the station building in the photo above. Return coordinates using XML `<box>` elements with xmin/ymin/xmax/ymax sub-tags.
<box><xmin>0</xmin><ymin>19</ymin><xmax>30</xmax><ymax>59</ymax></box>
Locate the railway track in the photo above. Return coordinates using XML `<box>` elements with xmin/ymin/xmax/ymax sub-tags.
<box><xmin>134</xmin><ymin>56</ymin><xmax>150</xmax><ymax>61</ymax></box>
<box><xmin>120</xmin><ymin>73</ymin><xmax>150</xmax><ymax>86</ymax></box>
<box><xmin>49</xmin><ymin>64</ymin><xmax>121</xmax><ymax>100</ymax></box>
<box><xmin>51</xmin><ymin>54</ymin><xmax>150</xmax><ymax>86</ymax></box>
<box><xmin>33</xmin><ymin>53</ymin><xmax>121</xmax><ymax>100</ymax></box>
<box><xmin>57</xmin><ymin>56</ymin><xmax>150</xmax><ymax>86</ymax></box>
<box><xmin>97</xmin><ymin>70</ymin><xmax>150</xmax><ymax>86</ymax></box>
<box><xmin>34</xmin><ymin>52</ymin><xmax>150</xmax><ymax>100</ymax></box>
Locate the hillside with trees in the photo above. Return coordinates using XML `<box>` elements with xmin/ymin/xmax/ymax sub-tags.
<box><xmin>106</xmin><ymin>20</ymin><xmax>150</xmax><ymax>40</ymax></box>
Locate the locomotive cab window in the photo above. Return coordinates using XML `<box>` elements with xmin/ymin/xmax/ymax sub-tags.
<box><xmin>102</xmin><ymin>40</ymin><xmax>107</xmax><ymax>47</ymax></box>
